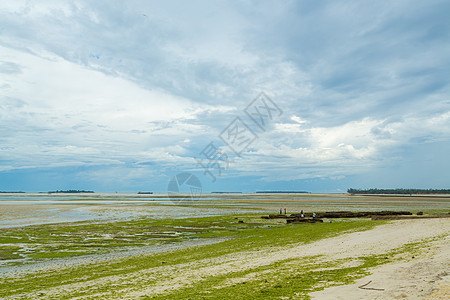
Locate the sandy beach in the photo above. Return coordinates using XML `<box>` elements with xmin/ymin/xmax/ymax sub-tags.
<box><xmin>1</xmin><ymin>194</ymin><xmax>448</xmax><ymax>299</ymax></box>
<box><xmin>119</xmin><ymin>218</ymin><xmax>449</xmax><ymax>299</ymax></box>
<box><xmin>310</xmin><ymin>219</ymin><xmax>449</xmax><ymax>299</ymax></box>
<box><xmin>4</xmin><ymin>218</ymin><xmax>444</xmax><ymax>299</ymax></box>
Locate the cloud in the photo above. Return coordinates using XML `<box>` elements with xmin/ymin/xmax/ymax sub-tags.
<box><xmin>217</xmin><ymin>106</ymin><xmax>450</xmax><ymax>182</ymax></box>
<box><xmin>0</xmin><ymin>1</ymin><xmax>449</xmax><ymax>190</ymax></box>
<box><xmin>0</xmin><ymin>45</ymin><xmax>234</xmax><ymax>173</ymax></box>
<box><xmin>0</xmin><ymin>61</ymin><xmax>22</xmax><ymax>74</ymax></box>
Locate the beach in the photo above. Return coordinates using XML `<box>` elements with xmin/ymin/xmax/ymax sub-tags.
<box><xmin>0</xmin><ymin>194</ymin><xmax>448</xmax><ymax>299</ymax></box>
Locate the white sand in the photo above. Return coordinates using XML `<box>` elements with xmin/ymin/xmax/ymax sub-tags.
<box><xmin>311</xmin><ymin>236</ymin><xmax>449</xmax><ymax>299</ymax></box>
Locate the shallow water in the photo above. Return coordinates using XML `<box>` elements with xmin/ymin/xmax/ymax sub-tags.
<box><xmin>0</xmin><ymin>237</ymin><xmax>231</xmax><ymax>277</ymax></box>
<box><xmin>0</xmin><ymin>193</ymin><xmax>448</xmax><ymax>228</ymax></box>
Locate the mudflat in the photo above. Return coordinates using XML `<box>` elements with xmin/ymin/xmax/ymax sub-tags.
<box><xmin>0</xmin><ymin>193</ymin><xmax>448</xmax><ymax>299</ymax></box>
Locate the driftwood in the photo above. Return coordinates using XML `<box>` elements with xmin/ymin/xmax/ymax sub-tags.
<box><xmin>261</xmin><ymin>214</ymin><xmax>290</xmax><ymax>219</ymax></box>
<box><xmin>371</xmin><ymin>215</ymin><xmax>450</xmax><ymax>220</ymax></box>
<box><xmin>286</xmin><ymin>218</ymin><xmax>323</xmax><ymax>224</ymax></box>
<box><xmin>289</xmin><ymin>211</ymin><xmax>412</xmax><ymax>219</ymax></box>
<box><xmin>358</xmin><ymin>280</ymin><xmax>384</xmax><ymax>291</ymax></box>
<box><xmin>262</xmin><ymin>211</ymin><xmax>413</xmax><ymax>220</ymax></box>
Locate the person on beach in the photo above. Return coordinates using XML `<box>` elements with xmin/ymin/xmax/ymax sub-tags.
<box><xmin>312</xmin><ymin>212</ymin><xmax>316</xmax><ymax>219</ymax></box>
<box><xmin>300</xmin><ymin>210</ymin><xmax>304</xmax><ymax>218</ymax></box>
<box><xmin>284</xmin><ymin>208</ymin><xmax>287</xmax><ymax>214</ymax></box>
<box><xmin>280</xmin><ymin>208</ymin><xmax>282</xmax><ymax>214</ymax></box>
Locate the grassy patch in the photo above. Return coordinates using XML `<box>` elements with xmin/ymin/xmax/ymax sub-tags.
<box><xmin>0</xmin><ymin>246</ymin><xmax>21</xmax><ymax>260</ymax></box>
<box><xmin>145</xmin><ymin>256</ymin><xmax>379</xmax><ymax>300</ymax></box>
<box><xmin>0</xmin><ymin>217</ymin><xmax>381</xmax><ymax>298</ymax></box>
<box><xmin>0</xmin><ymin>215</ymin><xmax>267</xmax><ymax>262</ymax></box>
<box><xmin>139</xmin><ymin>237</ymin><xmax>436</xmax><ymax>300</ymax></box>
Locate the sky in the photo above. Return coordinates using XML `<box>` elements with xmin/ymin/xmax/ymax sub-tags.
<box><xmin>0</xmin><ymin>0</ymin><xmax>449</xmax><ymax>193</ymax></box>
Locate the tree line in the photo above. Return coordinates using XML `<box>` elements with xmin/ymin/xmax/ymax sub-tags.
<box><xmin>347</xmin><ymin>188</ymin><xmax>450</xmax><ymax>195</ymax></box>
<box><xmin>48</xmin><ymin>190</ymin><xmax>94</xmax><ymax>194</ymax></box>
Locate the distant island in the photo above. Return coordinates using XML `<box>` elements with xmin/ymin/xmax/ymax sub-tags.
<box><xmin>48</xmin><ymin>190</ymin><xmax>95</xmax><ymax>194</ymax></box>
<box><xmin>255</xmin><ymin>191</ymin><xmax>309</xmax><ymax>194</ymax></box>
<box><xmin>348</xmin><ymin>188</ymin><xmax>450</xmax><ymax>195</ymax></box>
<box><xmin>211</xmin><ymin>192</ymin><xmax>243</xmax><ymax>194</ymax></box>
<box><xmin>137</xmin><ymin>192</ymin><xmax>153</xmax><ymax>194</ymax></box>
<box><xmin>0</xmin><ymin>191</ymin><xmax>25</xmax><ymax>193</ymax></box>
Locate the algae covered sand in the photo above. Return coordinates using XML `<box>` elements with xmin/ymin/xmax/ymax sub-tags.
<box><xmin>1</xmin><ymin>192</ymin><xmax>449</xmax><ymax>228</ymax></box>
<box><xmin>0</xmin><ymin>216</ymin><xmax>378</xmax><ymax>298</ymax></box>
<box><xmin>0</xmin><ymin>194</ymin><xmax>449</xmax><ymax>299</ymax></box>
<box><xmin>0</xmin><ymin>217</ymin><xmax>448</xmax><ymax>299</ymax></box>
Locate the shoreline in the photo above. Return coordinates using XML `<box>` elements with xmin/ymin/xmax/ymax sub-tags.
<box><xmin>1</xmin><ymin>217</ymin><xmax>448</xmax><ymax>299</ymax></box>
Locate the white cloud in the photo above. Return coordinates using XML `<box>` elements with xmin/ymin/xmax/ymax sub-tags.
<box><xmin>0</xmin><ymin>45</ymin><xmax>235</xmax><ymax>171</ymax></box>
<box><xmin>226</xmin><ymin>108</ymin><xmax>450</xmax><ymax>181</ymax></box>
<box><xmin>0</xmin><ymin>0</ymin><xmax>449</xmax><ymax>190</ymax></box>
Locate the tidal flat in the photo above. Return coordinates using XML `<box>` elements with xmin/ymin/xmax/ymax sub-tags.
<box><xmin>0</xmin><ymin>193</ymin><xmax>448</xmax><ymax>299</ymax></box>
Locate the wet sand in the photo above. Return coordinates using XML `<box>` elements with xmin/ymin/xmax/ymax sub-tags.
<box><xmin>1</xmin><ymin>193</ymin><xmax>448</xmax><ymax>228</ymax></box>
<box><xmin>26</xmin><ymin>218</ymin><xmax>447</xmax><ymax>299</ymax></box>
<box><xmin>0</xmin><ymin>193</ymin><xmax>448</xmax><ymax>298</ymax></box>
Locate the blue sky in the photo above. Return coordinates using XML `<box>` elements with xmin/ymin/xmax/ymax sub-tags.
<box><xmin>0</xmin><ymin>0</ymin><xmax>449</xmax><ymax>193</ymax></box>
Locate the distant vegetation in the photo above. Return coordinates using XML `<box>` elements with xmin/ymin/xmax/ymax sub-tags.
<box><xmin>211</xmin><ymin>192</ymin><xmax>243</xmax><ymax>194</ymax></box>
<box><xmin>348</xmin><ymin>188</ymin><xmax>450</xmax><ymax>195</ymax></box>
<box><xmin>256</xmin><ymin>191</ymin><xmax>309</xmax><ymax>194</ymax></box>
<box><xmin>48</xmin><ymin>190</ymin><xmax>94</xmax><ymax>194</ymax></box>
